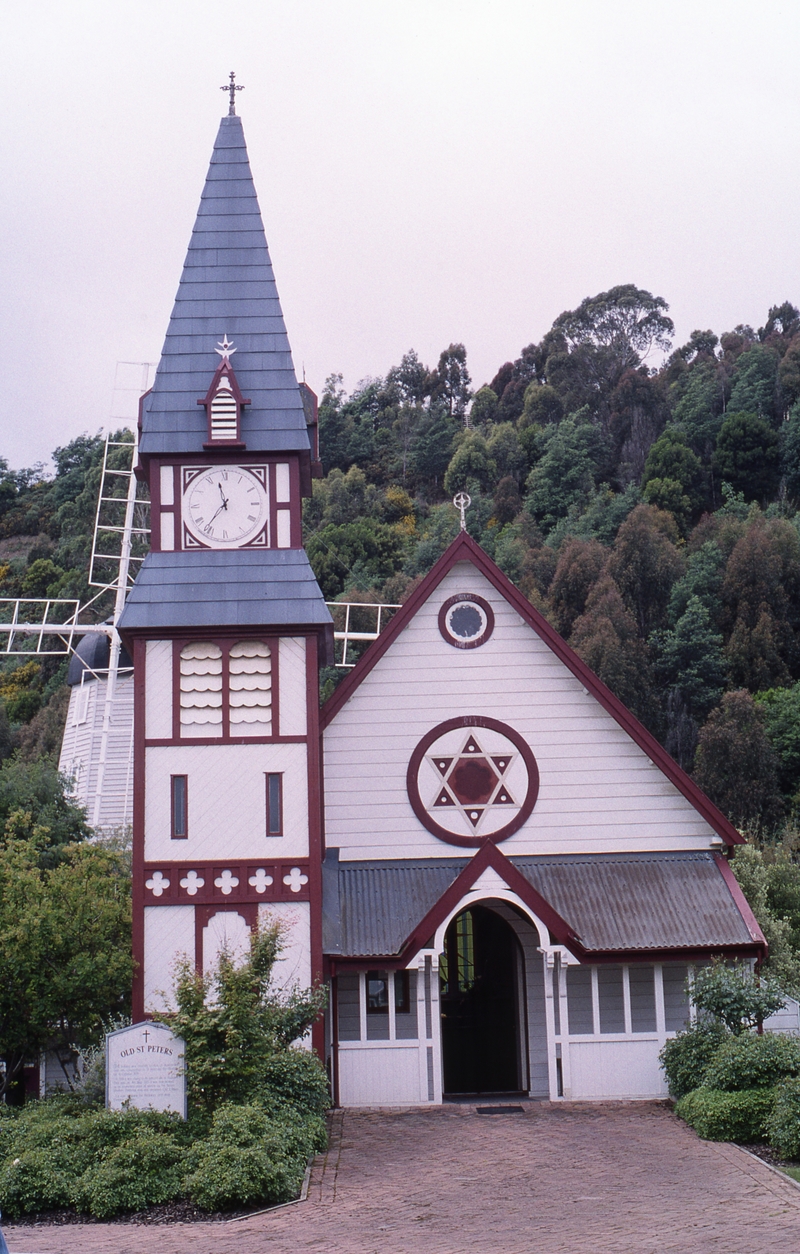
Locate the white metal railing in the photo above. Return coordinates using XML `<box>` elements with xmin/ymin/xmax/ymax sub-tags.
<box><xmin>325</xmin><ymin>601</ymin><xmax>401</xmax><ymax>667</ymax></box>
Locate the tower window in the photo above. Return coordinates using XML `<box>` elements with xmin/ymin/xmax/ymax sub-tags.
<box><xmin>179</xmin><ymin>643</ymin><xmax>223</xmax><ymax>737</ymax></box>
<box><xmin>266</xmin><ymin>772</ymin><xmax>283</xmax><ymax>836</ymax></box>
<box><xmin>171</xmin><ymin>775</ymin><xmax>188</xmax><ymax>838</ymax></box>
<box><xmin>229</xmin><ymin>641</ymin><xmax>272</xmax><ymax>734</ymax></box>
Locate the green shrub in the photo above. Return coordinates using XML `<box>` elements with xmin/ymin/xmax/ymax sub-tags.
<box><xmin>184</xmin><ymin>1104</ymin><xmax>315</xmax><ymax>1211</ymax></box>
<box><xmin>676</xmin><ymin>1087</ymin><xmax>776</xmax><ymax>1142</ymax></box>
<box><xmin>78</xmin><ymin>1129</ymin><xmax>185</xmax><ymax>1219</ymax></box>
<box><xmin>0</xmin><ymin>1143</ymin><xmax>81</xmax><ymax>1216</ymax></box>
<box><xmin>703</xmin><ymin>1032</ymin><xmax>800</xmax><ymax>1092</ymax></box>
<box><xmin>660</xmin><ymin>1021</ymin><xmax>729</xmax><ymax>1096</ymax></box>
<box><xmin>767</xmin><ymin>1079</ymin><xmax>800</xmax><ymax>1160</ymax></box>
<box><xmin>258</xmin><ymin>1048</ymin><xmax>331</xmax><ymax>1118</ymax></box>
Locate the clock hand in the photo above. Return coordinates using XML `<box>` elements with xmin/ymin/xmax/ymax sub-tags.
<box><xmin>208</xmin><ymin>501</ymin><xmax>227</xmax><ymax>524</ymax></box>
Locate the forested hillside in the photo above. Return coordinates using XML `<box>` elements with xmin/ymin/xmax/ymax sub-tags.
<box><xmin>2</xmin><ymin>286</ymin><xmax>800</xmax><ymax>851</ymax></box>
<box><xmin>310</xmin><ymin>286</ymin><xmax>800</xmax><ymax>852</ymax></box>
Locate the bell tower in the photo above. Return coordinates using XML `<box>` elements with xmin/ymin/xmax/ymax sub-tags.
<box><xmin>119</xmin><ymin>102</ymin><xmax>331</xmax><ymax>1044</ymax></box>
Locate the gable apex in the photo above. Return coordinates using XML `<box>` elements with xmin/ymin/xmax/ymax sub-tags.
<box><xmin>321</xmin><ymin>531</ymin><xmax>743</xmax><ymax>847</ymax></box>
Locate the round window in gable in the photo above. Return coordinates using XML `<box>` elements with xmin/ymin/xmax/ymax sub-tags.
<box><xmin>438</xmin><ymin>594</ymin><xmax>494</xmax><ymax>649</ymax></box>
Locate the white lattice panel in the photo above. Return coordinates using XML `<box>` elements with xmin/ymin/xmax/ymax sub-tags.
<box><xmin>229</xmin><ymin>640</ymin><xmax>271</xmax><ymax>733</ymax></box>
<box><xmin>143</xmin><ymin>904</ymin><xmax>194</xmax><ymax>1013</ymax></box>
<box><xmin>144</xmin><ymin>742</ymin><xmax>309</xmax><ymax>861</ymax></box>
<box><xmin>146</xmin><ymin>640</ymin><xmax>173</xmax><ymax>739</ymax></box>
<box><xmin>278</xmin><ymin>637</ymin><xmax>306</xmax><ymax>736</ymax></box>
<box><xmin>179</xmin><ymin>642</ymin><xmax>222</xmax><ymax>737</ymax></box>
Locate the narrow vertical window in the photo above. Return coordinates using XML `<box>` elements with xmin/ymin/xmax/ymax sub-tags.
<box><xmin>266</xmin><ymin>772</ymin><xmax>283</xmax><ymax>836</ymax></box>
<box><xmin>171</xmin><ymin>775</ymin><xmax>188</xmax><ymax>839</ymax></box>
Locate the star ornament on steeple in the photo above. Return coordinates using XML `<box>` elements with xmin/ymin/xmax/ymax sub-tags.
<box><xmin>215</xmin><ymin>335</ymin><xmax>237</xmax><ymax>361</ymax></box>
<box><xmin>221</xmin><ymin>71</ymin><xmax>244</xmax><ymax>116</ymax></box>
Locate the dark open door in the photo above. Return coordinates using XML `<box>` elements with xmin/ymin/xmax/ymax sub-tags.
<box><xmin>440</xmin><ymin>905</ymin><xmax>522</xmax><ymax>1094</ymax></box>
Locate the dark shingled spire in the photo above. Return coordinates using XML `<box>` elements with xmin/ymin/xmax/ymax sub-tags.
<box><xmin>138</xmin><ymin>114</ymin><xmax>309</xmax><ymax>459</ymax></box>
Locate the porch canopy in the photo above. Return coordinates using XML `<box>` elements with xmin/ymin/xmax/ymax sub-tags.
<box><xmin>322</xmin><ymin>846</ymin><xmax>766</xmax><ymax>967</ymax></box>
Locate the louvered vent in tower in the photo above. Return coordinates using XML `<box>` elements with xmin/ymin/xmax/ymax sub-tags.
<box><xmin>210</xmin><ymin>385</ymin><xmax>238</xmax><ymax>441</ymax></box>
<box><xmin>229</xmin><ymin>640</ymin><xmax>272</xmax><ymax>734</ymax></box>
<box><xmin>180</xmin><ymin>642</ymin><xmax>223</xmax><ymax>737</ymax></box>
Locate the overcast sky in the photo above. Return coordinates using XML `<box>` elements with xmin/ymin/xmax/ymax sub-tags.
<box><xmin>2</xmin><ymin>0</ymin><xmax>799</xmax><ymax>469</ymax></box>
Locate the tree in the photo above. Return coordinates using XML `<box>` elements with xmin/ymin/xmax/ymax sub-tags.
<box><xmin>469</xmin><ymin>386</ymin><xmax>499</xmax><ymax>427</ymax></box>
<box><xmin>155</xmin><ymin>922</ymin><xmax>326</xmax><ymax>1114</ymax></box>
<box><xmin>780</xmin><ymin>400</ymin><xmax>800</xmax><ymax>499</ymax></box>
<box><xmin>430</xmin><ymin>343</ymin><xmax>472</xmax><ymax>421</ymax></box>
<box><xmin>651</xmin><ymin>596</ymin><xmax>727</xmax><ymax>721</ymax></box>
<box><xmin>755</xmin><ymin>682</ymin><xmax>800</xmax><ymax>802</ymax></box>
<box><xmin>694</xmin><ymin>690</ymin><xmax>783</xmax><ymax>833</ymax></box>
<box><xmin>0</xmin><ymin>756</ymin><xmax>88</xmax><ymax>856</ymax></box>
<box><xmin>524</xmin><ymin>413</ymin><xmax>601</xmax><ymax>534</ymax></box>
<box><xmin>0</xmin><ymin>832</ymin><xmax>133</xmax><ymax>1101</ymax></box>
<box><xmin>713</xmin><ymin>411</ymin><xmax>780</xmax><ymax>502</ymax></box>
<box><xmin>641</xmin><ymin>428</ymin><xmax>704</xmax><ymax>522</ymax></box>
<box><xmin>671</xmin><ymin>359</ymin><xmax>725</xmax><ymax>453</ymax></box>
<box><xmin>668</xmin><ymin>541</ymin><xmax>725</xmax><ymax>627</ymax></box>
<box><xmin>305</xmin><ymin>519</ymin><xmax>408</xmax><ymax>600</ymax></box>
<box><xmin>520</xmin><ymin>383</ymin><xmax>563</xmax><ymax>427</ymax></box>
<box><xmin>569</xmin><ymin>574</ymin><xmax>653</xmax><ymax>722</ymax></box>
<box><xmin>691</xmin><ymin>960</ymin><xmax>785</xmax><ymax>1034</ymax></box>
<box><xmin>606</xmin><ymin>504</ymin><xmax>682</xmax><ymax>637</ymax></box>
<box><xmin>727</xmin><ymin>344</ymin><xmax>781</xmax><ymax>422</ymax></box>
<box><xmin>443</xmin><ymin>432</ymin><xmax>497</xmax><ymax>496</ymax></box>
<box><xmin>547</xmin><ymin>537</ymin><xmax>607</xmax><ymax>636</ymax></box>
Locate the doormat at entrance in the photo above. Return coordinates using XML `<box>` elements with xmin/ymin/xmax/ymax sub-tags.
<box><xmin>476</xmin><ymin>1105</ymin><xmax>525</xmax><ymax>1114</ymax></box>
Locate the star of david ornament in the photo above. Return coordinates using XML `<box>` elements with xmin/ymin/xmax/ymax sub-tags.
<box><xmin>406</xmin><ymin>716</ymin><xmax>540</xmax><ymax>848</ymax></box>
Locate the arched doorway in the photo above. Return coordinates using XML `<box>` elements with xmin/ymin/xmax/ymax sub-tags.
<box><xmin>440</xmin><ymin>904</ymin><xmax>524</xmax><ymax>1095</ymax></box>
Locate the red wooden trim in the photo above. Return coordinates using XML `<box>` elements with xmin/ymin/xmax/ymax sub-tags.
<box><xmin>320</xmin><ymin>531</ymin><xmax>743</xmax><ymax>847</ymax></box>
<box><xmin>145</xmin><ymin>735</ymin><xmax>306</xmax><ymax>747</ymax></box>
<box><xmin>170</xmin><ymin>774</ymin><xmax>189</xmax><ymax>839</ymax></box>
<box><xmin>270</xmin><ymin>638</ymin><xmax>280</xmax><ymax>737</ymax></box>
<box><xmin>171</xmin><ymin>640</ymin><xmax>181</xmax><ymax>741</ymax></box>
<box><xmin>397</xmin><ymin>842</ymin><xmax>581</xmax><ymax>963</ymax></box>
<box><xmin>437</xmin><ymin>593</ymin><xmax>494</xmax><ymax>649</ymax></box>
<box><xmin>306</xmin><ymin>632</ymin><xmax>326</xmax><ymax>1058</ymax></box>
<box><xmin>194</xmin><ymin>903</ymin><xmax>259</xmax><ymax>973</ymax></box>
<box><xmin>150</xmin><ymin>456</ymin><xmax>162</xmax><ymax>553</ymax></box>
<box><xmin>405</xmin><ymin>715</ymin><xmax>540</xmax><ymax>848</ymax></box>
<box><xmin>142</xmin><ymin>859</ymin><xmax>312</xmax><ymax>906</ymax></box>
<box><xmin>131</xmin><ymin>637</ymin><xmax>147</xmax><ymax>1020</ymax></box>
<box><xmin>221</xmin><ymin>639</ymin><xmax>231</xmax><ymax>737</ymax></box>
<box><xmin>289</xmin><ymin>456</ymin><xmax>302</xmax><ymax>548</ymax></box>
<box><xmin>714</xmin><ymin>852</ymin><xmax>768</xmax><ymax>959</ymax></box>
<box><xmin>197</xmin><ymin>357</ymin><xmax>250</xmax><ymax>446</ymax></box>
<box><xmin>268</xmin><ymin>463</ymin><xmax>278</xmax><ymax>550</ymax></box>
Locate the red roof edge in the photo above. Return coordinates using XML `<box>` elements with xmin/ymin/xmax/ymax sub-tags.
<box><xmin>321</xmin><ymin>530</ymin><xmax>743</xmax><ymax>847</ymax></box>
<box><xmin>714</xmin><ymin>852</ymin><xmax>768</xmax><ymax>961</ymax></box>
<box><xmin>397</xmin><ymin>841</ymin><xmax>584</xmax><ymax>964</ymax></box>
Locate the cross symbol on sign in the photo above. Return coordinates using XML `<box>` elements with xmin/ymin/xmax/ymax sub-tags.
<box><xmin>143</xmin><ymin>1029</ymin><xmax>150</xmax><ymax>1043</ymax></box>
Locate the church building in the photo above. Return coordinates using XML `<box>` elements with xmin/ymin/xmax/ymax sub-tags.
<box><xmin>117</xmin><ymin>101</ymin><xmax>766</xmax><ymax>1106</ymax></box>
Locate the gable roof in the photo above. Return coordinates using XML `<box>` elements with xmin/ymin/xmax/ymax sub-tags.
<box><xmin>323</xmin><ymin>843</ymin><xmax>766</xmax><ymax>964</ymax></box>
<box><xmin>138</xmin><ymin>114</ymin><xmax>310</xmax><ymax>461</ymax></box>
<box><xmin>321</xmin><ymin>530</ymin><xmax>743</xmax><ymax>846</ymax></box>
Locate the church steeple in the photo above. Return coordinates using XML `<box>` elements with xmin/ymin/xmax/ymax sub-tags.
<box><xmin>138</xmin><ymin>112</ymin><xmax>311</xmax><ymax>469</ymax></box>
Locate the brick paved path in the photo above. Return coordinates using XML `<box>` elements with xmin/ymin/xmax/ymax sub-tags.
<box><xmin>5</xmin><ymin>1102</ymin><xmax>800</xmax><ymax>1254</ymax></box>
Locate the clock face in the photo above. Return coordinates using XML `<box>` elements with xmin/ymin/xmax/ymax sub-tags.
<box><xmin>183</xmin><ymin>466</ymin><xmax>268</xmax><ymax>548</ymax></box>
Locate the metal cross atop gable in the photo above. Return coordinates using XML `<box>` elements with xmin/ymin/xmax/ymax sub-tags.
<box><xmin>453</xmin><ymin>492</ymin><xmax>471</xmax><ymax>531</ymax></box>
<box><xmin>221</xmin><ymin>71</ymin><xmax>244</xmax><ymax>115</ymax></box>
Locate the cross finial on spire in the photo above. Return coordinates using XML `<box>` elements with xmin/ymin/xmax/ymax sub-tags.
<box><xmin>453</xmin><ymin>492</ymin><xmax>471</xmax><ymax>531</ymax></box>
<box><xmin>221</xmin><ymin>71</ymin><xmax>244</xmax><ymax>116</ymax></box>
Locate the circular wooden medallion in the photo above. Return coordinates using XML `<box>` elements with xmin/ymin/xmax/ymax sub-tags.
<box><xmin>438</xmin><ymin>594</ymin><xmax>495</xmax><ymax>649</ymax></box>
<box><xmin>406</xmin><ymin>716</ymin><xmax>539</xmax><ymax>848</ymax></box>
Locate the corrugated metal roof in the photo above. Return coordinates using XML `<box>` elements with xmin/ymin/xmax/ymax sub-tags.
<box><xmin>325</xmin><ymin>853</ymin><xmax>467</xmax><ymax>956</ymax></box>
<box><xmin>118</xmin><ymin>549</ymin><xmax>333</xmax><ymax>632</ymax></box>
<box><xmin>513</xmin><ymin>852</ymin><xmax>753</xmax><ymax>952</ymax></box>
<box><xmin>323</xmin><ymin>851</ymin><xmax>754</xmax><ymax>958</ymax></box>
<box><xmin>139</xmin><ymin>114</ymin><xmax>310</xmax><ymax>459</ymax></box>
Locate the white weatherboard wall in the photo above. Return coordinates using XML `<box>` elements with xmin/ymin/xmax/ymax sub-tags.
<box><xmin>59</xmin><ymin>674</ymin><xmax>135</xmax><ymax>831</ymax></box>
<box><xmin>144</xmin><ymin>742</ymin><xmax>309</xmax><ymax>861</ymax></box>
<box><xmin>278</xmin><ymin>637</ymin><xmax>307</xmax><ymax>736</ymax></box>
<box><xmin>324</xmin><ymin>561</ymin><xmax>720</xmax><ymax>860</ymax></box>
